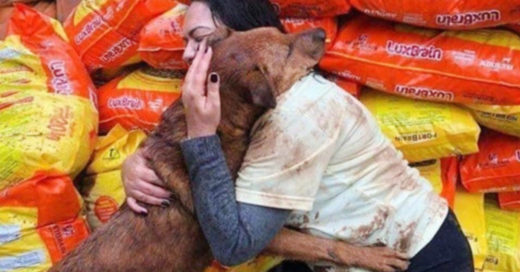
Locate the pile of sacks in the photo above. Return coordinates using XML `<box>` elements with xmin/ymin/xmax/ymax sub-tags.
<box><xmin>1</xmin><ymin>0</ymin><xmax>520</xmax><ymax>271</ymax></box>
<box><xmin>316</xmin><ymin>1</ymin><xmax>520</xmax><ymax>272</ymax></box>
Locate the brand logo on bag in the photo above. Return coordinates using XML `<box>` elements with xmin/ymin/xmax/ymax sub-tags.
<box><xmin>386</xmin><ymin>41</ymin><xmax>443</xmax><ymax>61</ymax></box>
<box><xmin>436</xmin><ymin>10</ymin><xmax>500</xmax><ymax>27</ymax></box>
<box><xmin>101</xmin><ymin>37</ymin><xmax>134</xmax><ymax>64</ymax></box>
<box><xmin>75</xmin><ymin>16</ymin><xmax>103</xmax><ymax>45</ymax></box>
<box><xmin>108</xmin><ymin>96</ymin><xmax>144</xmax><ymax>110</ymax></box>
<box><xmin>395</xmin><ymin>85</ymin><xmax>454</xmax><ymax>101</ymax></box>
<box><xmin>49</xmin><ymin>61</ymin><xmax>73</xmax><ymax>95</ymax></box>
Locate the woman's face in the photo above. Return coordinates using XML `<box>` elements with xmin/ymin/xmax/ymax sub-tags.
<box><xmin>182</xmin><ymin>2</ymin><xmax>219</xmax><ymax>65</ymax></box>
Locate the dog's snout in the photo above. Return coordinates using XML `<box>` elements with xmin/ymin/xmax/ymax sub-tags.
<box><xmin>312</xmin><ymin>28</ymin><xmax>326</xmax><ymax>42</ymax></box>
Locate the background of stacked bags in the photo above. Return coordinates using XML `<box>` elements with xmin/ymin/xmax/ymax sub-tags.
<box><xmin>0</xmin><ymin>0</ymin><xmax>520</xmax><ymax>271</ymax></box>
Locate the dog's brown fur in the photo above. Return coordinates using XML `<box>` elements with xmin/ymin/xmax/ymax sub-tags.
<box><xmin>50</xmin><ymin>27</ymin><xmax>327</xmax><ymax>272</ymax></box>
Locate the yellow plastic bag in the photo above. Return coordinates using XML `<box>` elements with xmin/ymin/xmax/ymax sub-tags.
<box><xmin>466</xmin><ymin>105</ymin><xmax>520</xmax><ymax>138</ymax></box>
<box><xmin>80</xmin><ymin>124</ymin><xmax>146</xmax><ymax>229</ymax></box>
<box><xmin>454</xmin><ymin>187</ymin><xmax>488</xmax><ymax>270</ymax></box>
<box><xmin>0</xmin><ymin>91</ymin><xmax>98</xmax><ymax>190</ymax></box>
<box><xmin>411</xmin><ymin>157</ymin><xmax>457</xmax><ymax>208</ymax></box>
<box><xmin>483</xmin><ymin>199</ymin><xmax>520</xmax><ymax>272</ymax></box>
<box><xmin>361</xmin><ymin>89</ymin><xmax>480</xmax><ymax>162</ymax></box>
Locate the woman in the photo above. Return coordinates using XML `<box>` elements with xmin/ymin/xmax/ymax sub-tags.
<box><xmin>123</xmin><ymin>0</ymin><xmax>474</xmax><ymax>271</ymax></box>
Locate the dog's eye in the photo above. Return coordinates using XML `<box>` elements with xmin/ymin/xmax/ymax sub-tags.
<box><xmin>253</xmin><ymin>66</ymin><xmax>261</xmax><ymax>72</ymax></box>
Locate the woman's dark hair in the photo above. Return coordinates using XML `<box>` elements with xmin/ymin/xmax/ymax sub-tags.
<box><xmin>192</xmin><ymin>0</ymin><xmax>285</xmax><ymax>33</ymax></box>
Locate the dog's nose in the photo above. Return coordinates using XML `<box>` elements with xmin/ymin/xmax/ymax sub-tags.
<box><xmin>312</xmin><ymin>28</ymin><xmax>326</xmax><ymax>42</ymax></box>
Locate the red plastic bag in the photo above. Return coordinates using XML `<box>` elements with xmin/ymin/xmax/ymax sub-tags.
<box><xmin>5</xmin><ymin>4</ymin><xmax>95</xmax><ymax>99</ymax></box>
<box><xmin>270</xmin><ymin>0</ymin><xmax>350</xmax><ymax>17</ymax></box>
<box><xmin>139</xmin><ymin>3</ymin><xmax>188</xmax><ymax>70</ymax></box>
<box><xmin>350</xmin><ymin>0</ymin><xmax>520</xmax><ymax>30</ymax></box>
<box><xmin>64</xmin><ymin>0</ymin><xmax>177</xmax><ymax>70</ymax></box>
<box><xmin>281</xmin><ymin>17</ymin><xmax>337</xmax><ymax>50</ymax></box>
<box><xmin>498</xmin><ymin>191</ymin><xmax>520</xmax><ymax>211</ymax></box>
<box><xmin>0</xmin><ymin>173</ymin><xmax>90</xmax><ymax>267</ymax></box>
<box><xmin>320</xmin><ymin>15</ymin><xmax>520</xmax><ymax>105</ymax></box>
<box><xmin>98</xmin><ymin>68</ymin><xmax>183</xmax><ymax>133</ymax></box>
<box><xmin>461</xmin><ymin>130</ymin><xmax>520</xmax><ymax>193</ymax></box>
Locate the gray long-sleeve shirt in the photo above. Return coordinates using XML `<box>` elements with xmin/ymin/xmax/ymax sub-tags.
<box><xmin>180</xmin><ymin>135</ymin><xmax>290</xmax><ymax>266</ymax></box>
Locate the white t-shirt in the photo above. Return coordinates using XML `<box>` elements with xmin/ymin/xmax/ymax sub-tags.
<box><xmin>235</xmin><ymin>74</ymin><xmax>448</xmax><ymax>271</ymax></box>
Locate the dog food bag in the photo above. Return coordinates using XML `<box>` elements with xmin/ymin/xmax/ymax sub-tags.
<box><xmin>81</xmin><ymin>124</ymin><xmax>146</xmax><ymax>229</ymax></box>
<box><xmin>269</xmin><ymin>0</ymin><xmax>350</xmax><ymax>18</ymax></box>
<box><xmin>320</xmin><ymin>15</ymin><xmax>520</xmax><ymax>105</ymax></box>
<box><xmin>64</xmin><ymin>0</ymin><xmax>178</xmax><ymax>71</ymax></box>
<box><xmin>326</xmin><ymin>74</ymin><xmax>361</xmax><ymax>98</ymax></box>
<box><xmin>360</xmin><ymin>89</ymin><xmax>480</xmax><ymax>163</ymax></box>
<box><xmin>508</xmin><ymin>24</ymin><xmax>520</xmax><ymax>35</ymax></box>
<box><xmin>498</xmin><ymin>191</ymin><xmax>520</xmax><ymax>211</ymax></box>
<box><xmin>466</xmin><ymin>104</ymin><xmax>520</xmax><ymax>138</ymax></box>
<box><xmin>98</xmin><ymin>67</ymin><xmax>183</xmax><ymax>134</ymax></box>
<box><xmin>483</xmin><ymin>198</ymin><xmax>520</xmax><ymax>272</ymax></box>
<box><xmin>410</xmin><ymin>157</ymin><xmax>457</xmax><ymax>208</ymax></box>
<box><xmin>139</xmin><ymin>3</ymin><xmax>188</xmax><ymax>70</ymax></box>
<box><xmin>205</xmin><ymin>256</ymin><xmax>284</xmax><ymax>272</ymax></box>
<box><xmin>461</xmin><ymin>130</ymin><xmax>520</xmax><ymax>193</ymax></box>
<box><xmin>454</xmin><ymin>187</ymin><xmax>488</xmax><ymax>270</ymax></box>
<box><xmin>350</xmin><ymin>0</ymin><xmax>520</xmax><ymax>30</ymax></box>
<box><xmin>0</xmin><ymin>174</ymin><xmax>90</xmax><ymax>271</ymax></box>
<box><xmin>0</xmin><ymin>90</ymin><xmax>98</xmax><ymax>190</ymax></box>
<box><xmin>2</xmin><ymin>4</ymin><xmax>96</xmax><ymax>100</ymax></box>
<box><xmin>281</xmin><ymin>17</ymin><xmax>337</xmax><ymax>50</ymax></box>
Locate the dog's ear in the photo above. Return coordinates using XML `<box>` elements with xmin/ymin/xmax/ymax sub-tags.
<box><xmin>293</xmin><ymin>28</ymin><xmax>326</xmax><ymax>62</ymax></box>
<box><xmin>248</xmin><ymin>66</ymin><xmax>277</xmax><ymax>108</ymax></box>
<box><xmin>208</xmin><ymin>26</ymin><xmax>233</xmax><ymax>46</ymax></box>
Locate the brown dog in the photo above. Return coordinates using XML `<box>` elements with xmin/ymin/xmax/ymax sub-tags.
<box><xmin>50</xmin><ymin>27</ymin><xmax>406</xmax><ymax>272</ymax></box>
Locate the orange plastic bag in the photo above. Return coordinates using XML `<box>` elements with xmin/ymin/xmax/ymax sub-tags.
<box><xmin>270</xmin><ymin>0</ymin><xmax>350</xmax><ymax>18</ymax></box>
<box><xmin>507</xmin><ymin>24</ymin><xmax>520</xmax><ymax>36</ymax></box>
<box><xmin>320</xmin><ymin>15</ymin><xmax>520</xmax><ymax>105</ymax></box>
<box><xmin>411</xmin><ymin>157</ymin><xmax>458</xmax><ymax>208</ymax></box>
<box><xmin>350</xmin><ymin>0</ymin><xmax>520</xmax><ymax>30</ymax></box>
<box><xmin>325</xmin><ymin>74</ymin><xmax>360</xmax><ymax>97</ymax></box>
<box><xmin>64</xmin><ymin>0</ymin><xmax>177</xmax><ymax>71</ymax></box>
<box><xmin>0</xmin><ymin>173</ymin><xmax>90</xmax><ymax>270</ymax></box>
<box><xmin>498</xmin><ymin>191</ymin><xmax>520</xmax><ymax>211</ymax></box>
<box><xmin>98</xmin><ymin>68</ymin><xmax>183</xmax><ymax>133</ymax></box>
<box><xmin>461</xmin><ymin>130</ymin><xmax>520</xmax><ymax>193</ymax></box>
<box><xmin>281</xmin><ymin>17</ymin><xmax>337</xmax><ymax>50</ymax></box>
<box><xmin>4</xmin><ymin>4</ymin><xmax>95</xmax><ymax>99</ymax></box>
<box><xmin>139</xmin><ymin>3</ymin><xmax>188</xmax><ymax>70</ymax></box>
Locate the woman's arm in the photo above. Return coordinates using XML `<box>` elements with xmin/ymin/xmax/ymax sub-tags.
<box><xmin>267</xmin><ymin>228</ymin><xmax>409</xmax><ymax>272</ymax></box>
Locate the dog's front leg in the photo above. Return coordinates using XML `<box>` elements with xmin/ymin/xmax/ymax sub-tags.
<box><xmin>264</xmin><ymin>228</ymin><xmax>409</xmax><ymax>272</ymax></box>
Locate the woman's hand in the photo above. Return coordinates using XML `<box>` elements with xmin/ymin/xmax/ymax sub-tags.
<box><xmin>122</xmin><ymin>148</ymin><xmax>172</xmax><ymax>214</ymax></box>
<box><xmin>182</xmin><ymin>38</ymin><xmax>221</xmax><ymax>139</ymax></box>
<box><xmin>334</xmin><ymin>243</ymin><xmax>410</xmax><ymax>272</ymax></box>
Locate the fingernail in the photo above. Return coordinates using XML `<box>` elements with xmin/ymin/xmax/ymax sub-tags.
<box><xmin>210</xmin><ymin>73</ymin><xmax>219</xmax><ymax>83</ymax></box>
<box><xmin>161</xmin><ymin>200</ymin><xmax>170</xmax><ymax>207</ymax></box>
